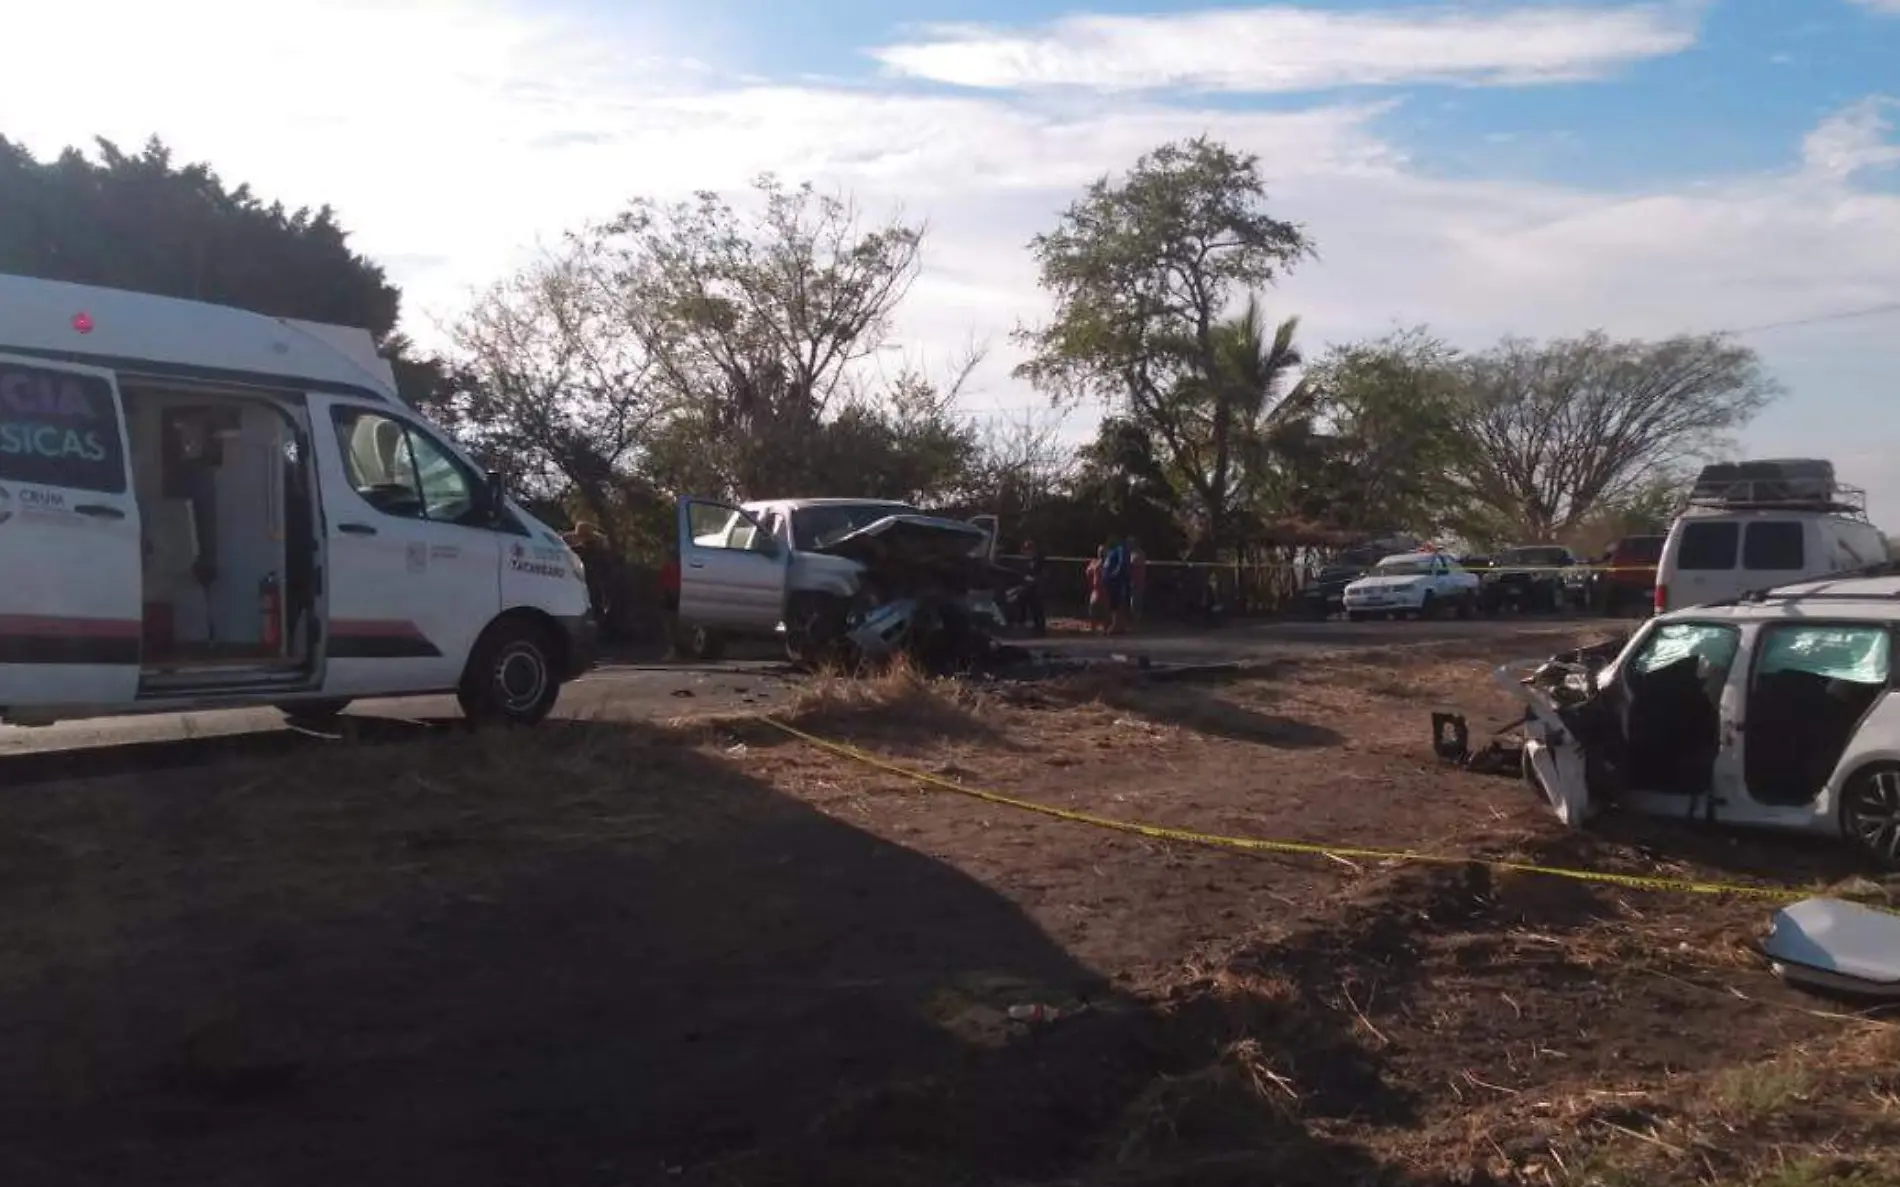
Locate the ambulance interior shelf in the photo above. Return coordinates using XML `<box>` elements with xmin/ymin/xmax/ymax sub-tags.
<box><xmin>125</xmin><ymin>390</ymin><xmax>308</xmax><ymax>669</ymax></box>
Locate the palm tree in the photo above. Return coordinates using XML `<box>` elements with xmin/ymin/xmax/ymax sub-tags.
<box><xmin>1166</xmin><ymin>296</ymin><xmax>1313</xmax><ymax>547</ymax></box>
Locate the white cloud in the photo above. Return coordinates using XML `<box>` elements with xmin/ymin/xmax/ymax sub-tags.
<box><xmin>1802</xmin><ymin>97</ymin><xmax>1900</xmax><ymax>179</ymax></box>
<box><xmin>869</xmin><ymin>4</ymin><xmax>1701</xmax><ymax>93</ymax></box>
<box><xmin>3</xmin><ymin>0</ymin><xmax>1899</xmax><ymax>522</ymax></box>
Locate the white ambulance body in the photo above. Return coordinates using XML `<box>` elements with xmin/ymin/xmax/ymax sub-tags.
<box><xmin>0</xmin><ymin>274</ymin><xmax>595</xmax><ymax>727</ymax></box>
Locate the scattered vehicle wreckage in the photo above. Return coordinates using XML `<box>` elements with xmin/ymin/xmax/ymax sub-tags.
<box><xmin>1762</xmin><ymin>897</ymin><xmax>1900</xmax><ymax>1001</ymax></box>
<box><xmin>676</xmin><ymin>496</ymin><xmax>1018</xmax><ymax>671</ymax></box>
<box><xmin>1434</xmin><ymin>570</ymin><xmax>1900</xmax><ymax>868</ymax></box>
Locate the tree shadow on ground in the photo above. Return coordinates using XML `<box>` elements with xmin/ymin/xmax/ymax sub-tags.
<box><xmin>1072</xmin><ymin>677</ymin><xmax>1343</xmax><ymax>750</ymax></box>
<box><xmin>0</xmin><ymin>717</ymin><xmax>1401</xmax><ymax>1187</ymax></box>
<box><xmin>1554</xmin><ymin>810</ymin><xmax>1883</xmax><ymax>893</ymax></box>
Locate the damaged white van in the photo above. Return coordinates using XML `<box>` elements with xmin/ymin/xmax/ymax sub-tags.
<box><xmin>1479</xmin><ymin>572</ymin><xmax>1900</xmax><ymax>867</ymax></box>
<box><xmin>0</xmin><ymin>275</ymin><xmax>595</xmax><ymax>728</ymax></box>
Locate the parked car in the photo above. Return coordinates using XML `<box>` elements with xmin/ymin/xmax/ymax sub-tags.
<box><xmin>1296</xmin><ymin>545</ymin><xmax>1387</xmax><ymax>619</ymax></box>
<box><xmin>1586</xmin><ymin>534</ymin><xmax>1665</xmax><ymax>616</ymax></box>
<box><xmin>1484</xmin><ymin>569</ymin><xmax>1900</xmax><ymax>867</ymax></box>
<box><xmin>1297</xmin><ymin>537</ymin><xmax>1425</xmax><ymax>618</ymax></box>
<box><xmin>1342</xmin><ymin>551</ymin><xmax>1480</xmax><ymax>620</ymax></box>
<box><xmin>674</xmin><ymin>495</ymin><xmax>1001</xmax><ymax>663</ymax></box>
<box><xmin>1478</xmin><ymin>545</ymin><xmax>1576</xmax><ymax>615</ymax></box>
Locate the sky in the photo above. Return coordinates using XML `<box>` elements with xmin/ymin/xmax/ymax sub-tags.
<box><xmin>3</xmin><ymin>0</ymin><xmax>1898</xmax><ymax>521</ymax></box>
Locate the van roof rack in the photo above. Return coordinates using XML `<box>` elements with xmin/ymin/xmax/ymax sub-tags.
<box><xmin>1684</xmin><ymin>483</ymin><xmax>1868</xmax><ymax>516</ymax></box>
<box><xmin>1685</xmin><ymin>459</ymin><xmax>1867</xmax><ymax>517</ymax></box>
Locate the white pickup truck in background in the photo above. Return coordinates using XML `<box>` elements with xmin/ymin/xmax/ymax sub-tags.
<box><xmin>1342</xmin><ymin>551</ymin><xmax>1480</xmax><ymax>620</ymax></box>
<box><xmin>676</xmin><ymin>495</ymin><xmax>1001</xmax><ymax>663</ymax></box>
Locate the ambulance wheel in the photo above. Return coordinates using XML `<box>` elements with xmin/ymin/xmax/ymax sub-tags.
<box><xmin>459</xmin><ymin>619</ymin><xmax>561</xmax><ymax>726</ymax></box>
<box><xmin>278</xmin><ymin>699</ymin><xmax>353</xmax><ymax>728</ymax></box>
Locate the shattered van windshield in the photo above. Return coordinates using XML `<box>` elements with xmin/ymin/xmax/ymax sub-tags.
<box><xmin>1757</xmin><ymin>625</ymin><xmax>1890</xmax><ymax>684</ymax></box>
<box><xmin>1633</xmin><ymin>622</ymin><xmax>1739</xmax><ymax>675</ymax></box>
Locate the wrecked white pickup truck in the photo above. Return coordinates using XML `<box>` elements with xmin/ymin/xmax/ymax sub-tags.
<box><xmin>675</xmin><ymin>496</ymin><xmax>1007</xmax><ymax>667</ymax></box>
<box><xmin>1434</xmin><ymin>572</ymin><xmax>1900</xmax><ymax>867</ymax></box>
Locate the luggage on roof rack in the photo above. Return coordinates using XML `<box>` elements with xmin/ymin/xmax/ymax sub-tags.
<box><xmin>1688</xmin><ymin>458</ymin><xmax>1862</xmax><ymax>512</ymax></box>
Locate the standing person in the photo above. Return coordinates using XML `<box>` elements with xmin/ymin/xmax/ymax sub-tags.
<box><xmin>1020</xmin><ymin>539</ymin><xmax>1048</xmax><ymax>637</ymax></box>
<box><xmin>563</xmin><ymin>522</ymin><xmax>612</xmax><ymax>631</ymax></box>
<box><xmin>1085</xmin><ymin>545</ymin><xmax>1107</xmax><ymax>633</ymax></box>
<box><xmin>1128</xmin><ymin>537</ymin><xmax>1148</xmax><ymax>627</ymax></box>
<box><xmin>658</xmin><ymin>547</ymin><xmax>682</xmax><ymax>660</ymax></box>
<box><xmin>1101</xmin><ymin>537</ymin><xmax>1131</xmax><ymax>636</ymax></box>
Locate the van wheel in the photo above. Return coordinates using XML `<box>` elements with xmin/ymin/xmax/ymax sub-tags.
<box><xmin>459</xmin><ymin>620</ymin><xmax>561</xmax><ymax>726</ymax></box>
<box><xmin>1841</xmin><ymin>765</ymin><xmax>1900</xmax><ymax>869</ymax></box>
<box><xmin>278</xmin><ymin>699</ymin><xmax>352</xmax><ymax>729</ymax></box>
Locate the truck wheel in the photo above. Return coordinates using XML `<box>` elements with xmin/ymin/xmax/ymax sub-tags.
<box><xmin>785</xmin><ymin>594</ymin><xmax>850</xmax><ymax>669</ymax></box>
<box><xmin>1841</xmin><ymin>764</ymin><xmax>1900</xmax><ymax>869</ymax></box>
<box><xmin>458</xmin><ymin>619</ymin><xmax>562</xmax><ymax>726</ymax></box>
<box><xmin>277</xmin><ymin>699</ymin><xmax>353</xmax><ymax>729</ymax></box>
<box><xmin>679</xmin><ymin>625</ymin><xmax>726</xmax><ymax>663</ymax></box>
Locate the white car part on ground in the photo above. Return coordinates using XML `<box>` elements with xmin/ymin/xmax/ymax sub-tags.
<box><xmin>1762</xmin><ymin>897</ymin><xmax>1900</xmax><ymax>1000</ymax></box>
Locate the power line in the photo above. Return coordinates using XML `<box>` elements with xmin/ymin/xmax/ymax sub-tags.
<box><xmin>1714</xmin><ymin>301</ymin><xmax>1900</xmax><ymax>337</ymax></box>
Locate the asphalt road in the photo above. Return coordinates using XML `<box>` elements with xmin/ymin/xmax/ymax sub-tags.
<box><xmin>0</xmin><ymin>615</ymin><xmax>1610</xmax><ymax>774</ymax></box>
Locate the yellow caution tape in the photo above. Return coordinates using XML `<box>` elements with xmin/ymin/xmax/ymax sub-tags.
<box><xmin>1024</xmin><ymin>555</ymin><xmax>1647</xmax><ymax>576</ymax></box>
<box><xmin>762</xmin><ymin>716</ymin><xmax>1841</xmax><ymax>906</ymax></box>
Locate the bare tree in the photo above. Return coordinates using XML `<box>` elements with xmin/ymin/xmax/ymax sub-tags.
<box><xmin>594</xmin><ymin>175</ymin><xmax>925</xmax><ymax>494</ymax></box>
<box><xmin>1451</xmin><ymin>331</ymin><xmax>1779</xmax><ymax>541</ymax></box>
<box><xmin>965</xmin><ymin>405</ymin><xmax>1077</xmax><ymax>518</ymax></box>
<box><xmin>448</xmin><ymin>239</ymin><xmax>668</xmax><ymax>546</ymax></box>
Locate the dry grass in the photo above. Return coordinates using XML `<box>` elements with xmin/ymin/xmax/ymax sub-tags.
<box><xmin>6</xmin><ymin>631</ymin><xmax>1898</xmax><ymax>1187</ymax></box>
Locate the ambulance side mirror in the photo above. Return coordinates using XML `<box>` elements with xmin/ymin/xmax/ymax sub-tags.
<box><xmin>478</xmin><ymin>470</ymin><xmax>506</xmax><ymax>522</ymax></box>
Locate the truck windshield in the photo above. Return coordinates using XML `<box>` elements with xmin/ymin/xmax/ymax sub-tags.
<box><xmin>790</xmin><ymin>502</ymin><xmax>915</xmax><ymax>550</ymax></box>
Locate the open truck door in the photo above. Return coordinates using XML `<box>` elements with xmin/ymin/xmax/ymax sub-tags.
<box><xmin>968</xmin><ymin>514</ymin><xmax>1000</xmax><ymax>562</ymax></box>
<box><xmin>0</xmin><ymin>355</ymin><xmax>143</xmax><ymax>712</ymax></box>
<box><xmin>677</xmin><ymin>497</ymin><xmax>788</xmax><ymax>635</ymax></box>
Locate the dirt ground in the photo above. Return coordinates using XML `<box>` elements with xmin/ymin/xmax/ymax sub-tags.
<box><xmin>1</xmin><ymin>633</ymin><xmax>1896</xmax><ymax>1187</ymax></box>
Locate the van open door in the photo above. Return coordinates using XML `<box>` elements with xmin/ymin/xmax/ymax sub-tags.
<box><xmin>0</xmin><ymin>355</ymin><xmax>143</xmax><ymax>712</ymax></box>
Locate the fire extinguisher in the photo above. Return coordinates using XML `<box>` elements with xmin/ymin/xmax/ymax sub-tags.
<box><xmin>260</xmin><ymin>572</ymin><xmax>282</xmax><ymax>653</ymax></box>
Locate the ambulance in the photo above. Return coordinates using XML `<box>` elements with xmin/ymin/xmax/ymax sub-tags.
<box><xmin>0</xmin><ymin>274</ymin><xmax>595</xmax><ymax>728</ymax></box>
